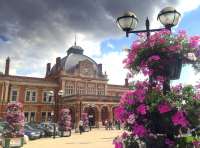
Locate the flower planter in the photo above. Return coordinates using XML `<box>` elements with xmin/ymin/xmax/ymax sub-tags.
<box><xmin>58</xmin><ymin>130</ymin><xmax>71</xmax><ymax>137</ymax></box>
<box><xmin>123</xmin><ymin>141</ymin><xmax>146</xmax><ymax>148</ymax></box>
<box><xmin>166</xmin><ymin>54</ymin><xmax>182</xmax><ymax>80</ymax></box>
<box><xmin>152</xmin><ymin>53</ymin><xmax>182</xmax><ymax>80</ymax></box>
<box><xmin>84</xmin><ymin>127</ymin><xmax>89</xmax><ymax>132</ymax></box>
<box><xmin>2</xmin><ymin>137</ymin><xmax>24</xmax><ymax>148</ymax></box>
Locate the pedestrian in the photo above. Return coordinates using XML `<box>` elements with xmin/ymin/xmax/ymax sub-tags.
<box><xmin>79</xmin><ymin>119</ymin><xmax>84</xmax><ymax>134</ymax></box>
<box><xmin>105</xmin><ymin>120</ymin><xmax>108</xmax><ymax>130</ymax></box>
<box><xmin>108</xmin><ymin>121</ymin><xmax>112</xmax><ymax>130</ymax></box>
<box><xmin>89</xmin><ymin>120</ymin><xmax>92</xmax><ymax>131</ymax></box>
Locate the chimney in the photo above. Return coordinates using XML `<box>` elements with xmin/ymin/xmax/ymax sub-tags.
<box><xmin>98</xmin><ymin>64</ymin><xmax>102</xmax><ymax>75</ymax></box>
<box><xmin>56</xmin><ymin>57</ymin><xmax>61</xmax><ymax>71</ymax></box>
<box><xmin>5</xmin><ymin>57</ymin><xmax>10</xmax><ymax>76</ymax></box>
<box><xmin>46</xmin><ymin>63</ymin><xmax>51</xmax><ymax>76</ymax></box>
<box><xmin>125</xmin><ymin>78</ymin><xmax>129</xmax><ymax>87</ymax></box>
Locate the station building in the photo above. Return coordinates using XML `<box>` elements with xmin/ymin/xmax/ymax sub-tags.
<box><xmin>0</xmin><ymin>44</ymin><xmax>128</xmax><ymax>127</ymax></box>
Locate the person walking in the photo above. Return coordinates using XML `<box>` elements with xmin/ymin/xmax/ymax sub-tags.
<box><xmin>79</xmin><ymin>119</ymin><xmax>84</xmax><ymax>134</ymax></box>
<box><xmin>105</xmin><ymin>120</ymin><xmax>108</xmax><ymax>130</ymax></box>
<box><xmin>108</xmin><ymin>121</ymin><xmax>112</xmax><ymax>130</ymax></box>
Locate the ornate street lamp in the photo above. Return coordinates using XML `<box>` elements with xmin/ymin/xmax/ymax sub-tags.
<box><xmin>48</xmin><ymin>90</ymin><xmax>63</xmax><ymax>139</ymax></box>
<box><xmin>116</xmin><ymin>7</ymin><xmax>181</xmax><ymax>94</ymax></box>
<box><xmin>117</xmin><ymin>7</ymin><xmax>181</xmax><ymax>37</ymax></box>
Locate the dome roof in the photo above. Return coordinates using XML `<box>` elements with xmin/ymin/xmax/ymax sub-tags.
<box><xmin>61</xmin><ymin>53</ymin><xmax>98</xmax><ymax>72</ymax></box>
<box><xmin>49</xmin><ymin>45</ymin><xmax>103</xmax><ymax>77</ymax></box>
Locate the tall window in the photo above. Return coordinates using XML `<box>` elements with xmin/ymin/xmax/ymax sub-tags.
<box><xmin>24</xmin><ymin>112</ymin><xmax>29</xmax><ymax>122</ymax></box>
<box><xmin>41</xmin><ymin>112</ymin><xmax>46</xmax><ymax>122</ymax></box>
<box><xmin>24</xmin><ymin>112</ymin><xmax>36</xmax><ymax>122</ymax></box>
<box><xmin>43</xmin><ymin>91</ymin><xmax>53</xmax><ymax>103</ymax></box>
<box><xmin>25</xmin><ymin>90</ymin><xmax>37</xmax><ymax>102</ymax></box>
<box><xmin>76</xmin><ymin>82</ymin><xmax>85</xmax><ymax>95</ymax></box>
<box><xmin>87</xmin><ymin>83</ymin><xmax>96</xmax><ymax>95</ymax></box>
<box><xmin>41</xmin><ymin>112</ymin><xmax>52</xmax><ymax>122</ymax></box>
<box><xmin>10</xmin><ymin>89</ymin><xmax>18</xmax><ymax>102</ymax></box>
<box><xmin>97</xmin><ymin>84</ymin><xmax>105</xmax><ymax>96</ymax></box>
<box><xmin>65</xmin><ymin>81</ymin><xmax>75</xmax><ymax>96</ymax></box>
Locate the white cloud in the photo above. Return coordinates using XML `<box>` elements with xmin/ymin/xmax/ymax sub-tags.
<box><xmin>107</xmin><ymin>42</ymin><xmax>114</xmax><ymax>49</ymax></box>
<box><xmin>75</xmin><ymin>33</ymin><xmax>102</xmax><ymax>57</ymax></box>
<box><xmin>94</xmin><ymin>51</ymin><xmax>128</xmax><ymax>85</ymax></box>
<box><xmin>172</xmin><ymin>65</ymin><xmax>200</xmax><ymax>86</ymax></box>
<box><xmin>25</xmin><ymin>72</ymin><xmax>43</xmax><ymax>78</ymax></box>
<box><xmin>177</xmin><ymin>0</ymin><xmax>200</xmax><ymax>13</ymax></box>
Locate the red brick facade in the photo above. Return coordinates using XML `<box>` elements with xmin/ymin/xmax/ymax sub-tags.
<box><xmin>0</xmin><ymin>45</ymin><xmax>128</xmax><ymax>128</ymax></box>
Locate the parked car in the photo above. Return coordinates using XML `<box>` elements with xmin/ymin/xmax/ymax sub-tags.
<box><xmin>25</xmin><ymin>123</ymin><xmax>45</xmax><ymax>137</ymax></box>
<box><xmin>24</xmin><ymin>125</ymin><xmax>41</xmax><ymax>140</ymax></box>
<box><xmin>38</xmin><ymin>122</ymin><xmax>58</xmax><ymax>137</ymax></box>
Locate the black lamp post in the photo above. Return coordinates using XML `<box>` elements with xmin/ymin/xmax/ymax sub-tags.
<box><xmin>80</xmin><ymin>101</ymin><xmax>82</xmax><ymax>121</ymax></box>
<box><xmin>49</xmin><ymin>90</ymin><xmax>63</xmax><ymax>139</ymax></box>
<box><xmin>116</xmin><ymin>7</ymin><xmax>181</xmax><ymax>94</ymax></box>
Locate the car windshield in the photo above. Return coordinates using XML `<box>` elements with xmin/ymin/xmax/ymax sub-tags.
<box><xmin>25</xmin><ymin>125</ymin><xmax>34</xmax><ymax>130</ymax></box>
<box><xmin>28</xmin><ymin>122</ymin><xmax>38</xmax><ymax>128</ymax></box>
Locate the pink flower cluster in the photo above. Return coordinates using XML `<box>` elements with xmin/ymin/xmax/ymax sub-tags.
<box><xmin>157</xmin><ymin>101</ymin><xmax>171</xmax><ymax>114</ymax></box>
<box><xmin>171</xmin><ymin>84</ymin><xmax>182</xmax><ymax>94</ymax></box>
<box><xmin>114</xmin><ymin>106</ymin><xmax>128</xmax><ymax>122</ymax></box>
<box><xmin>165</xmin><ymin>138</ymin><xmax>175</xmax><ymax>147</ymax></box>
<box><xmin>193</xmin><ymin>141</ymin><xmax>200</xmax><ymax>148</ymax></box>
<box><xmin>171</xmin><ymin>111</ymin><xmax>189</xmax><ymax>127</ymax></box>
<box><xmin>132</xmin><ymin>124</ymin><xmax>147</xmax><ymax>137</ymax></box>
<box><xmin>136</xmin><ymin>104</ymin><xmax>149</xmax><ymax>115</ymax></box>
<box><xmin>127</xmin><ymin>114</ymin><xmax>135</xmax><ymax>124</ymax></box>
<box><xmin>113</xmin><ymin>136</ymin><xmax>123</xmax><ymax>148</ymax></box>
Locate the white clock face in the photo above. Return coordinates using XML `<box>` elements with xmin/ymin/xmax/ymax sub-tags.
<box><xmin>81</xmin><ymin>67</ymin><xmax>92</xmax><ymax>76</ymax></box>
<box><xmin>83</xmin><ymin>68</ymin><xmax>89</xmax><ymax>73</ymax></box>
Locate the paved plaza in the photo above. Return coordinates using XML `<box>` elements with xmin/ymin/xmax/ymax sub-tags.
<box><xmin>22</xmin><ymin>128</ymin><xmax>122</xmax><ymax>148</ymax></box>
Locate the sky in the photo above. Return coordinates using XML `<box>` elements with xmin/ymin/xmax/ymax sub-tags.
<box><xmin>0</xmin><ymin>0</ymin><xmax>200</xmax><ymax>85</ymax></box>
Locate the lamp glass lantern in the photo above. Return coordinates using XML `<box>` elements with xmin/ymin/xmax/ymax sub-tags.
<box><xmin>51</xmin><ymin>111</ymin><xmax>54</xmax><ymax>116</ymax></box>
<box><xmin>157</xmin><ymin>7</ymin><xmax>181</xmax><ymax>28</ymax></box>
<box><xmin>48</xmin><ymin>90</ymin><xmax>54</xmax><ymax>97</ymax></box>
<box><xmin>58</xmin><ymin>90</ymin><xmax>64</xmax><ymax>96</ymax></box>
<box><xmin>116</xmin><ymin>11</ymin><xmax>138</xmax><ymax>32</ymax></box>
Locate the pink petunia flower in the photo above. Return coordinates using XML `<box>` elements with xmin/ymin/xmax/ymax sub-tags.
<box><xmin>157</xmin><ymin>102</ymin><xmax>171</xmax><ymax>114</ymax></box>
<box><xmin>132</xmin><ymin>123</ymin><xmax>147</xmax><ymax>137</ymax></box>
<box><xmin>165</xmin><ymin>138</ymin><xmax>175</xmax><ymax>147</ymax></box>
<box><xmin>127</xmin><ymin>114</ymin><xmax>135</xmax><ymax>124</ymax></box>
<box><xmin>136</xmin><ymin>104</ymin><xmax>149</xmax><ymax>115</ymax></box>
<box><xmin>171</xmin><ymin>111</ymin><xmax>189</xmax><ymax>127</ymax></box>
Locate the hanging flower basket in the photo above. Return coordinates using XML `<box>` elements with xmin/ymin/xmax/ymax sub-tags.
<box><xmin>123</xmin><ymin>30</ymin><xmax>200</xmax><ymax>79</ymax></box>
<box><xmin>167</xmin><ymin>54</ymin><xmax>182</xmax><ymax>80</ymax></box>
